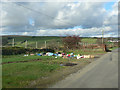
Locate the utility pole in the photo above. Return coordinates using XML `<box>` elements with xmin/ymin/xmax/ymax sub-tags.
<box><xmin>12</xmin><ymin>38</ymin><xmax>14</xmax><ymax>47</ymax></box>
<box><xmin>25</xmin><ymin>40</ymin><xmax>27</xmax><ymax>48</ymax></box>
<box><xmin>36</xmin><ymin>41</ymin><xmax>37</xmax><ymax>48</ymax></box>
<box><xmin>101</xmin><ymin>29</ymin><xmax>105</xmax><ymax>51</ymax></box>
<box><xmin>102</xmin><ymin>29</ymin><xmax>104</xmax><ymax>44</ymax></box>
<box><xmin>57</xmin><ymin>42</ymin><xmax>60</xmax><ymax>50</ymax></box>
<box><xmin>45</xmin><ymin>41</ymin><xmax>46</xmax><ymax>48</ymax></box>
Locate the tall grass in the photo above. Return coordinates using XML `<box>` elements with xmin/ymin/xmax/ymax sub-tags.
<box><xmin>2</xmin><ymin>61</ymin><xmax>60</xmax><ymax>88</ymax></box>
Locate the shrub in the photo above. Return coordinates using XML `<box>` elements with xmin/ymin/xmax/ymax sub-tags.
<box><xmin>2</xmin><ymin>47</ymin><xmax>54</xmax><ymax>55</ymax></box>
<box><xmin>62</xmin><ymin>35</ymin><xmax>81</xmax><ymax>49</ymax></box>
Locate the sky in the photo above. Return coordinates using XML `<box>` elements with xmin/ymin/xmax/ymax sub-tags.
<box><xmin>0</xmin><ymin>0</ymin><xmax>119</xmax><ymax>37</ymax></box>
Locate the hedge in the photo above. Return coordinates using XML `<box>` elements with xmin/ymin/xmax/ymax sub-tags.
<box><xmin>2</xmin><ymin>47</ymin><xmax>54</xmax><ymax>55</ymax></box>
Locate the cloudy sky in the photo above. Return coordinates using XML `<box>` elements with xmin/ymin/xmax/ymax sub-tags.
<box><xmin>0</xmin><ymin>0</ymin><xmax>118</xmax><ymax>37</ymax></box>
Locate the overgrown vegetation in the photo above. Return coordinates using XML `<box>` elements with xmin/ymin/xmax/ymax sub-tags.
<box><xmin>62</xmin><ymin>35</ymin><xmax>81</xmax><ymax>49</ymax></box>
<box><xmin>2</xmin><ymin>47</ymin><xmax>54</xmax><ymax>55</ymax></box>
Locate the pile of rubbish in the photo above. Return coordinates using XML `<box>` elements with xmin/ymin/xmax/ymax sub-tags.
<box><xmin>24</xmin><ymin>52</ymin><xmax>95</xmax><ymax>59</ymax></box>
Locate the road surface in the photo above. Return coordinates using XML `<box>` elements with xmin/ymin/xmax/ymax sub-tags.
<box><xmin>50</xmin><ymin>49</ymin><xmax>118</xmax><ymax>88</ymax></box>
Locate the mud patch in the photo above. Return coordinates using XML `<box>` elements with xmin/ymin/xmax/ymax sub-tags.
<box><xmin>2</xmin><ymin>59</ymin><xmax>42</xmax><ymax>64</ymax></box>
<box><xmin>64</xmin><ymin>63</ymin><xmax>77</xmax><ymax>66</ymax></box>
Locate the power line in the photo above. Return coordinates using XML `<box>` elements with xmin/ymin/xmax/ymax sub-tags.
<box><xmin>12</xmin><ymin>2</ymin><xmax>77</xmax><ymax>27</ymax></box>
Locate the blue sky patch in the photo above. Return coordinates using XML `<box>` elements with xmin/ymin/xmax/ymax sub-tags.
<box><xmin>104</xmin><ymin>2</ymin><xmax>115</xmax><ymax>11</ymax></box>
<box><xmin>29</xmin><ymin>18</ymin><xmax>35</xmax><ymax>26</ymax></box>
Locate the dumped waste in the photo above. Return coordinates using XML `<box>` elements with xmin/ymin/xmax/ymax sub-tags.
<box><xmin>24</xmin><ymin>52</ymin><xmax>95</xmax><ymax>59</ymax></box>
<box><xmin>24</xmin><ymin>54</ymin><xmax>28</xmax><ymax>56</ymax></box>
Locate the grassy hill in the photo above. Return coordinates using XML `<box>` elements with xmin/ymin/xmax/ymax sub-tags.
<box><xmin>2</xmin><ymin>35</ymin><xmax>63</xmax><ymax>48</ymax></box>
<box><xmin>3</xmin><ymin>35</ymin><xmax>117</xmax><ymax>48</ymax></box>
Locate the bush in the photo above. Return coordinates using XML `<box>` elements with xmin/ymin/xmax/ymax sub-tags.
<box><xmin>2</xmin><ymin>47</ymin><xmax>54</xmax><ymax>55</ymax></box>
<box><xmin>62</xmin><ymin>35</ymin><xmax>81</xmax><ymax>49</ymax></box>
<box><xmin>2</xmin><ymin>47</ymin><xmax>26</xmax><ymax>55</ymax></box>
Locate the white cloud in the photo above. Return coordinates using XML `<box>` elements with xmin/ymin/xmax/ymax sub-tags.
<box><xmin>104</xmin><ymin>2</ymin><xmax>118</xmax><ymax>26</ymax></box>
<box><xmin>0</xmin><ymin>1</ymin><xmax>118</xmax><ymax>37</ymax></box>
<box><xmin>15</xmin><ymin>25</ymin><xmax>116</xmax><ymax>37</ymax></box>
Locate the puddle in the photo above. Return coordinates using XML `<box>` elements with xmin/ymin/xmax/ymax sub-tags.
<box><xmin>63</xmin><ymin>63</ymin><xmax>77</xmax><ymax>66</ymax></box>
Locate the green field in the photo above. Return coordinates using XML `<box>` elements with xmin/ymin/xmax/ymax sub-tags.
<box><xmin>2</xmin><ymin>49</ymin><xmax>106</xmax><ymax>88</ymax></box>
<box><xmin>2</xmin><ymin>55</ymin><xmax>54</xmax><ymax>63</ymax></box>
<box><xmin>2</xmin><ymin>55</ymin><xmax>64</xmax><ymax>88</ymax></box>
<box><xmin>81</xmin><ymin>38</ymin><xmax>97</xmax><ymax>43</ymax></box>
<box><xmin>2</xmin><ymin>36</ymin><xmax>101</xmax><ymax>48</ymax></box>
<box><xmin>3</xmin><ymin>35</ymin><xmax>118</xmax><ymax>49</ymax></box>
<box><xmin>67</xmin><ymin>49</ymin><xmax>106</xmax><ymax>55</ymax></box>
<box><xmin>2</xmin><ymin>36</ymin><xmax>62</xmax><ymax>48</ymax></box>
<box><xmin>2</xmin><ymin>55</ymin><xmax>83</xmax><ymax>88</ymax></box>
<box><xmin>3</xmin><ymin>61</ymin><xmax>60</xmax><ymax>88</ymax></box>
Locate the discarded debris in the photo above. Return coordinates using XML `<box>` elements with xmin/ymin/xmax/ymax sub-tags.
<box><xmin>23</xmin><ymin>52</ymin><xmax>95</xmax><ymax>59</ymax></box>
<box><xmin>24</xmin><ymin>54</ymin><xmax>28</xmax><ymax>56</ymax></box>
<box><xmin>60</xmin><ymin>64</ymin><xmax>64</xmax><ymax>66</ymax></box>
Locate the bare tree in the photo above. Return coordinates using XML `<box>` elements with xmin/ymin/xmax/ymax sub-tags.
<box><xmin>62</xmin><ymin>35</ymin><xmax>81</xmax><ymax>49</ymax></box>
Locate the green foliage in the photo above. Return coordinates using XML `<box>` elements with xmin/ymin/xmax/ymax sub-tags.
<box><xmin>2</xmin><ymin>47</ymin><xmax>54</xmax><ymax>55</ymax></box>
<box><xmin>2</xmin><ymin>37</ymin><xmax>8</xmax><ymax>46</ymax></box>
<box><xmin>2</xmin><ymin>47</ymin><xmax>26</xmax><ymax>55</ymax></box>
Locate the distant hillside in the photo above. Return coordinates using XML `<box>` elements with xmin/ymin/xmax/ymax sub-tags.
<box><xmin>2</xmin><ymin>35</ymin><xmax>118</xmax><ymax>48</ymax></box>
<box><xmin>2</xmin><ymin>35</ymin><xmax>62</xmax><ymax>48</ymax></box>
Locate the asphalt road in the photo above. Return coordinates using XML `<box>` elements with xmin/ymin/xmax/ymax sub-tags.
<box><xmin>50</xmin><ymin>49</ymin><xmax>118</xmax><ymax>88</ymax></box>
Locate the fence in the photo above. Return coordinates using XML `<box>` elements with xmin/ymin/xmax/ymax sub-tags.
<box><xmin>2</xmin><ymin>39</ymin><xmax>118</xmax><ymax>52</ymax></box>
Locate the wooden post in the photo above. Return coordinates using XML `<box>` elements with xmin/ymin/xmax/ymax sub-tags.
<box><xmin>12</xmin><ymin>38</ymin><xmax>14</xmax><ymax>47</ymax></box>
<box><xmin>36</xmin><ymin>41</ymin><xmax>37</xmax><ymax>48</ymax></box>
<box><xmin>25</xmin><ymin>40</ymin><xmax>27</xmax><ymax>48</ymax></box>
<box><xmin>45</xmin><ymin>41</ymin><xmax>46</xmax><ymax>48</ymax></box>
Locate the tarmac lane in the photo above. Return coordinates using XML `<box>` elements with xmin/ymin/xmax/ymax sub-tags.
<box><xmin>50</xmin><ymin>49</ymin><xmax>118</xmax><ymax>88</ymax></box>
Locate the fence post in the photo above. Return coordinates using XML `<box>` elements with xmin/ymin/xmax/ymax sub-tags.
<box><xmin>36</xmin><ymin>41</ymin><xmax>37</xmax><ymax>48</ymax></box>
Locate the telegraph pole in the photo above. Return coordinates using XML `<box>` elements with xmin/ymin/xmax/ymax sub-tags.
<box><xmin>12</xmin><ymin>38</ymin><xmax>14</xmax><ymax>47</ymax></box>
<box><xmin>102</xmin><ymin>29</ymin><xmax>104</xmax><ymax>44</ymax></box>
<box><xmin>101</xmin><ymin>29</ymin><xmax>105</xmax><ymax>51</ymax></box>
<box><xmin>36</xmin><ymin>41</ymin><xmax>37</xmax><ymax>48</ymax></box>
